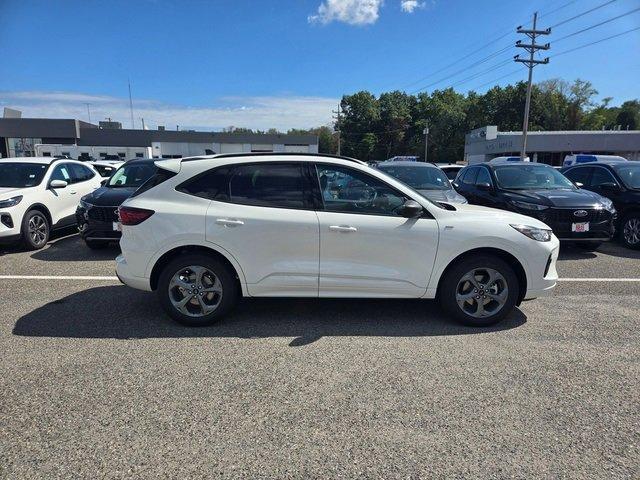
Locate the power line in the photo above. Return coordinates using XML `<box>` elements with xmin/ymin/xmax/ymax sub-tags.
<box><xmin>553</xmin><ymin>6</ymin><xmax>640</xmax><ymax>42</ymax></box>
<box><xmin>551</xmin><ymin>25</ymin><xmax>640</xmax><ymax>58</ymax></box>
<box><xmin>448</xmin><ymin>59</ymin><xmax>515</xmax><ymax>89</ymax></box>
<box><xmin>549</xmin><ymin>0</ymin><xmax>618</xmax><ymax>28</ymax></box>
<box><xmin>539</xmin><ymin>0</ymin><xmax>579</xmax><ymax>19</ymax></box>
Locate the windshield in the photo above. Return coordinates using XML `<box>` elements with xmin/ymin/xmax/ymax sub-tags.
<box><xmin>378</xmin><ymin>165</ymin><xmax>451</xmax><ymax>191</ymax></box>
<box><xmin>0</xmin><ymin>163</ymin><xmax>48</xmax><ymax>188</ymax></box>
<box><xmin>107</xmin><ymin>163</ymin><xmax>156</xmax><ymax>188</ymax></box>
<box><xmin>494</xmin><ymin>164</ymin><xmax>575</xmax><ymax>190</ymax></box>
<box><xmin>613</xmin><ymin>164</ymin><xmax>640</xmax><ymax>189</ymax></box>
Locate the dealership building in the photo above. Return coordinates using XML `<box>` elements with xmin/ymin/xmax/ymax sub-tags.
<box><xmin>0</xmin><ymin>117</ymin><xmax>319</xmax><ymax>160</ymax></box>
<box><xmin>465</xmin><ymin>126</ymin><xmax>640</xmax><ymax>165</ymax></box>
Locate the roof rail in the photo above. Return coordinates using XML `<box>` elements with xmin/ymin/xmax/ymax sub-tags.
<box><xmin>182</xmin><ymin>152</ymin><xmax>367</xmax><ymax>165</ymax></box>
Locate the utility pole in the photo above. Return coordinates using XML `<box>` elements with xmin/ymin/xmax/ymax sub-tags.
<box><xmin>332</xmin><ymin>103</ymin><xmax>341</xmax><ymax>156</ymax></box>
<box><xmin>423</xmin><ymin>125</ymin><xmax>429</xmax><ymax>162</ymax></box>
<box><xmin>515</xmin><ymin>12</ymin><xmax>550</xmax><ymax>161</ymax></box>
<box><xmin>85</xmin><ymin>103</ymin><xmax>92</xmax><ymax>123</ymax></box>
<box><xmin>141</xmin><ymin>118</ymin><xmax>146</xmax><ymax>130</ymax></box>
<box><xmin>128</xmin><ymin>78</ymin><xmax>135</xmax><ymax>129</ymax></box>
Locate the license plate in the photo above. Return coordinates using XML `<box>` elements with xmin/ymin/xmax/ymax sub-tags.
<box><xmin>113</xmin><ymin>222</ymin><xmax>121</xmax><ymax>231</ymax></box>
<box><xmin>572</xmin><ymin>222</ymin><xmax>589</xmax><ymax>232</ymax></box>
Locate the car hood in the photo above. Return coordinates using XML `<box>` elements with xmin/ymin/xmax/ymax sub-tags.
<box><xmin>444</xmin><ymin>202</ymin><xmax>551</xmax><ymax>229</ymax></box>
<box><xmin>0</xmin><ymin>187</ymin><xmax>26</xmax><ymax>197</ymax></box>
<box><xmin>417</xmin><ymin>188</ymin><xmax>467</xmax><ymax>204</ymax></box>
<box><xmin>502</xmin><ymin>188</ymin><xmax>606</xmax><ymax>207</ymax></box>
<box><xmin>84</xmin><ymin>186</ymin><xmax>137</xmax><ymax>206</ymax></box>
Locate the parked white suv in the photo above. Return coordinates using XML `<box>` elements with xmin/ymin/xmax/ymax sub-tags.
<box><xmin>0</xmin><ymin>157</ymin><xmax>102</xmax><ymax>249</ymax></box>
<box><xmin>116</xmin><ymin>153</ymin><xmax>559</xmax><ymax>327</ymax></box>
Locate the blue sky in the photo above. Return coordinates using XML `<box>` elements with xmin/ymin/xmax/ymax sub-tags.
<box><xmin>1</xmin><ymin>0</ymin><xmax>638</xmax><ymax>130</ymax></box>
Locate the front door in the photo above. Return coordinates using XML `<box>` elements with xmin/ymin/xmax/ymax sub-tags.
<box><xmin>314</xmin><ymin>163</ymin><xmax>439</xmax><ymax>297</ymax></box>
<box><xmin>205</xmin><ymin>162</ymin><xmax>320</xmax><ymax>297</ymax></box>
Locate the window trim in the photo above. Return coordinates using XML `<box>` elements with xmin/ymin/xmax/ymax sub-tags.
<box><xmin>312</xmin><ymin>162</ymin><xmax>434</xmax><ymax>219</ymax></box>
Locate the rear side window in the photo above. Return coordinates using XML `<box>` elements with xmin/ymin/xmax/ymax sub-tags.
<box><xmin>176</xmin><ymin>166</ymin><xmax>231</xmax><ymax>201</ymax></box>
<box><xmin>131</xmin><ymin>168</ymin><xmax>176</xmax><ymax>198</ymax></box>
<box><xmin>564</xmin><ymin>167</ymin><xmax>592</xmax><ymax>186</ymax></box>
<box><xmin>229</xmin><ymin>163</ymin><xmax>305</xmax><ymax>209</ymax></box>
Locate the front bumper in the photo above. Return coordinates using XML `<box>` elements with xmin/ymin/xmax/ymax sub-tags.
<box><xmin>529</xmin><ymin>208</ymin><xmax>616</xmax><ymax>242</ymax></box>
<box><xmin>524</xmin><ymin>240</ymin><xmax>559</xmax><ymax>300</ymax></box>
<box><xmin>76</xmin><ymin>205</ymin><xmax>122</xmax><ymax>242</ymax></box>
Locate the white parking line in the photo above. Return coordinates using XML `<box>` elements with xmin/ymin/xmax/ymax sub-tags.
<box><xmin>559</xmin><ymin>278</ymin><xmax>640</xmax><ymax>282</ymax></box>
<box><xmin>0</xmin><ymin>275</ymin><xmax>119</xmax><ymax>281</ymax></box>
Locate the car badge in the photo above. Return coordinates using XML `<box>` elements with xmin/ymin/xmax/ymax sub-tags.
<box><xmin>573</xmin><ymin>210</ymin><xmax>588</xmax><ymax>217</ymax></box>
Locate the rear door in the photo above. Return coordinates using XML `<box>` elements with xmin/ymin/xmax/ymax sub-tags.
<box><xmin>204</xmin><ymin>162</ymin><xmax>320</xmax><ymax>297</ymax></box>
<box><xmin>314</xmin><ymin>163</ymin><xmax>439</xmax><ymax>298</ymax></box>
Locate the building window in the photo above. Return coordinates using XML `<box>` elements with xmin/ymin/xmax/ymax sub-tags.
<box><xmin>117</xmin><ymin>152</ymin><xmax>126</xmax><ymax>158</ymax></box>
<box><xmin>7</xmin><ymin>137</ymin><xmax>42</xmax><ymax>157</ymax></box>
<box><xmin>42</xmin><ymin>152</ymin><xmax>51</xmax><ymax>157</ymax></box>
<box><xmin>135</xmin><ymin>153</ymin><xmax>144</xmax><ymax>158</ymax></box>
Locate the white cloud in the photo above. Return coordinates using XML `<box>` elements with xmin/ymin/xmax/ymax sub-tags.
<box><xmin>0</xmin><ymin>91</ymin><xmax>338</xmax><ymax>131</ymax></box>
<box><xmin>308</xmin><ymin>0</ymin><xmax>383</xmax><ymax>26</ymax></box>
<box><xmin>400</xmin><ymin>0</ymin><xmax>425</xmax><ymax>13</ymax></box>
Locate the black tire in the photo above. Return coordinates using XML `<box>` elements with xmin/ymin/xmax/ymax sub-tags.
<box><xmin>85</xmin><ymin>240</ymin><xmax>109</xmax><ymax>250</ymax></box>
<box><xmin>620</xmin><ymin>214</ymin><xmax>640</xmax><ymax>249</ymax></box>
<box><xmin>438</xmin><ymin>255</ymin><xmax>519</xmax><ymax>327</ymax></box>
<box><xmin>575</xmin><ymin>242</ymin><xmax>602</xmax><ymax>252</ymax></box>
<box><xmin>157</xmin><ymin>253</ymin><xmax>239</xmax><ymax>327</ymax></box>
<box><xmin>21</xmin><ymin>210</ymin><xmax>50</xmax><ymax>250</ymax></box>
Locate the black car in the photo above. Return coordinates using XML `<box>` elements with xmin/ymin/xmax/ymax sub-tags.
<box><xmin>562</xmin><ymin>161</ymin><xmax>640</xmax><ymax>249</ymax></box>
<box><xmin>454</xmin><ymin>161</ymin><xmax>617</xmax><ymax>249</ymax></box>
<box><xmin>76</xmin><ymin>158</ymin><xmax>157</xmax><ymax>248</ymax></box>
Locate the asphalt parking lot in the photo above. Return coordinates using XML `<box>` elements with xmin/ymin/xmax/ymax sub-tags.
<box><xmin>1</xmin><ymin>232</ymin><xmax>639</xmax><ymax>478</ymax></box>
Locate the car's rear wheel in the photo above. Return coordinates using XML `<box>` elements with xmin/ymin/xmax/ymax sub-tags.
<box><xmin>621</xmin><ymin>214</ymin><xmax>640</xmax><ymax>249</ymax></box>
<box><xmin>157</xmin><ymin>254</ymin><xmax>239</xmax><ymax>326</ymax></box>
<box><xmin>439</xmin><ymin>255</ymin><xmax>519</xmax><ymax>327</ymax></box>
<box><xmin>21</xmin><ymin>210</ymin><xmax>50</xmax><ymax>250</ymax></box>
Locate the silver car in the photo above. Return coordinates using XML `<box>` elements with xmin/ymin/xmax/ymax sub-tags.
<box><xmin>377</xmin><ymin>161</ymin><xmax>467</xmax><ymax>204</ymax></box>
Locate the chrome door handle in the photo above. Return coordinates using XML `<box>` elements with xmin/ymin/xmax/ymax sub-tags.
<box><xmin>70</xmin><ymin>191</ymin><xmax>77</xmax><ymax>194</ymax></box>
<box><xmin>216</xmin><ymin>218</ymin><xmax>244</xmax><ymax>227</ymax></box>
<box><xmin>329</xmin><ymin>225</ymin><xmax>357</xmax><ymax>233</ymax></box>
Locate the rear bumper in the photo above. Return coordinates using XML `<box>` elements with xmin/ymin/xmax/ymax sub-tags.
<box><xmin>116</xmin><ymin>254</ymin><xmax>152</xmax><ymax>291</ymax></box>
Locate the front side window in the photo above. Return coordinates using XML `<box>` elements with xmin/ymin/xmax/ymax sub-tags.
<box><xmin>613</xmin><ymin>164</ymin><xmax>640</xmax><ymax>189</ymax></box>
<box><xmin>377</xmin><ymin>165</ymin><xmax>451</xmax><ymax>191</ymax></box>
<box><xmin>564</xmin><ymin>167</ymin><xmax>592</xmax><ymax>186</ymax></box>
<box><xmin>229</xmin><ymin>163</ymin><xmax>305</xmax><ymax>209</ymax></box>
<box><xmin>494</xmin><ymin>165</ymin><xmax>575</xmax><ymax>190</ymax></box>
<box><xmin>460</xmin><ymin>167</ymin><xmax>478</xmax><ymax>185</ymax></box>
<box><xmin>475</xmin><ymin>167</ymin><xmax>492</xmax><ymax>185</ymax></box>
<box><xmin>316</xmin><ymin>164</ymin><xmax>406</xmax><ymax>216</ymax></box>
<box><xmin>108</xmin><ymin>163</ymin><xmax>157</xmax><ymax>188</ymax></box>
<box><xmin>68</xmin><ymin>163</ymin><xmax>96</xmax><ymax>183</ymax></box>
<box><xmin>0</xmin><ymin>162</ymin><xmax>48</xmax><ymax>187</ymax></box>
<box><xmin>50</xmin><ymin>164</ymin><xmax>72</xmax><ymax>183</ymax></box>
<box><xmin>589</xmin><ymin>168</ymin><xmax>618</xmax><ymax>187</ymax></box>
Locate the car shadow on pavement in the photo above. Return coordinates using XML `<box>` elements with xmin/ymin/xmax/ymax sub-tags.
<box><xmin>559</xmin><ymin>241</ymin><xmax>640</xmax><ymax>261</ymax></box>
<box><xmin>13</xmin><ymin>285</ymin><xmax>527</xmax><ymax>346</ymax></box>
<box><xmin>29</xmin><ymin>234</ymin><xmax>120</xmax><ymax>262</ymax></box>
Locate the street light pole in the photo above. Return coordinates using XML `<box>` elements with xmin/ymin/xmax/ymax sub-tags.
<box><xmin>423</xmin><ymin>125</ymin><xmax>429</xmax><ymax>162</ymax></box>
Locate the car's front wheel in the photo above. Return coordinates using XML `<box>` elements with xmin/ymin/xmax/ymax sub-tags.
<box><xmin>621</xmin><ymin>214</ymin><xmax>640</xmax><ymax>249</ymax></box>
<box><xmin>157</xmin><ymin>254</ymin><xmax>239</xmax><ymax>326</ymax></box>
<box><xmin>439</xmin><ymin>255</ymin><xmax>519</xmax><ymax>327</ymax></box>
<box><xmin>21</xmin><ymin>210</ymin><xmax>50</xmax><ymax>250</ymax></box>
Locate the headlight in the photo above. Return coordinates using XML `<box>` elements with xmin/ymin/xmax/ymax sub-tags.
<box><xmin>510</xmin><ymin>200</ymin><xmax>549</xmax><ymax>211</ymax></box>
<box><xmin>598</xmin><ymin>197</ymin><xmax>616</xmax><ymax>213</ymax></box>
<box><xmin>0</xmin><ymin>195</ymin><xmax>23</xmax><ymax>208</ymax></box>
<box><xmin>511</xmin><ymin>224</ymin><xmax>553</xmax><ymax>242</ymax></box>
<box><xmin>79</xmin><ymin>198</ymin><xmax>92</xmax><ymax>210</ymax></box>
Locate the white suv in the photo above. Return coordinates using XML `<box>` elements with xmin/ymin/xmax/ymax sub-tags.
<box><xmin>0</xmin><ymin>157</ymin><xmax>102</xmax><ymax>249</ymax></box>
<box><xmin>116</xmin><ymin>154</ymin><xmax>559</xmax><ymax>327</ymax></box>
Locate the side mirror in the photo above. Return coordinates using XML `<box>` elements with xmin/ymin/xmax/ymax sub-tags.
<box><xmin>452</xmin><ymin>181</ymin><xmax>460</xmax><ymax>189</ymax></box>
<box><xmin>49</xmin><ymin>179</ymin><xmax>68</xmax><ymax>189</ymax></box>
<box><xmin>477</xmin><ymin>182</ymin><xmax>493</xmax><ymax>192</ymax></box>
<box><xmin>600</xmin><ymin>182</ymin><xmax>620</xmax><ymax>192</ymax></box>
<box><xmin>574</xmin><ymin>182</ymin><xmax>584</xmax><ymax>188</ymax></box>
<box><xmin>399</xmin><ymin>199</ymin><xmax>423</xmax><ymax>218</ymax></box>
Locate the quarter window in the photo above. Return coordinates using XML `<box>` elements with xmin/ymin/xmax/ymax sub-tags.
<box><xmin>229</xmin><ymin>163</ymin><xmax>306</xmax><ymax>209</ymax></box>
<box><xmin>177</xmin><ymin>167</ymin><xmax>231</xmax><ymax>201</ymax></box>
<box><xmin>315</xmin><ymin>164</ymin><xmax>406</xmax><ymax>216</ymax></box>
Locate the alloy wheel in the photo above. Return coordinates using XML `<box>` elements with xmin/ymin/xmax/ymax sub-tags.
<box><xmin>623</xmin><ymin>218</ymin><xmax>640</xmax><ymax>246</ymax></box>
<box><xmin>168</xmin><ymin>265</ymin><xmax>223</xmax><ymax>317</ymax></box>
<box><xmin>28</xmin><ymin>214</ymin><xmax>48</xmax><ymax>246</ymax></box>
<box><xmin>455</xmin><ymin>267</ymin><xmax>508</xmax><ymax>318</ymax></box>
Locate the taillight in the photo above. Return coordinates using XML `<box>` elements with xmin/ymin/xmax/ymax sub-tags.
<box><xmin>118</xmin><ymin>206</ymin><xmax>155</xmax><ymax>225</ymax></box>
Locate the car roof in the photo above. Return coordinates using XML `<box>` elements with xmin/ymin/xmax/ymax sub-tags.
<box><xmin>180</xmin><ymin>152</ymin><xmax>367</xmax><ymax>165</ymax></box>
<box><xmin>377</xmin><ymin>161</ymin><xmax>438</xmax><ymax>168</ymax></box>
<box><xmin>484</xmin><ymin>161</ymin><xmax>550</xmax><ymax>168</ymax></box>
<box><xmin>566</xmin><ymin>160</ymin><xmax>627</xmax><ymax>167</ymax></box>
<box><xmin>0</xmin><ymin>156</ymin><xmax>58</xmax><ymax>164</ymax></box>
<box><xmin>121</xmin><ymin>158</ymin><xmax>157</xmax><ymax>165</ymax></box>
